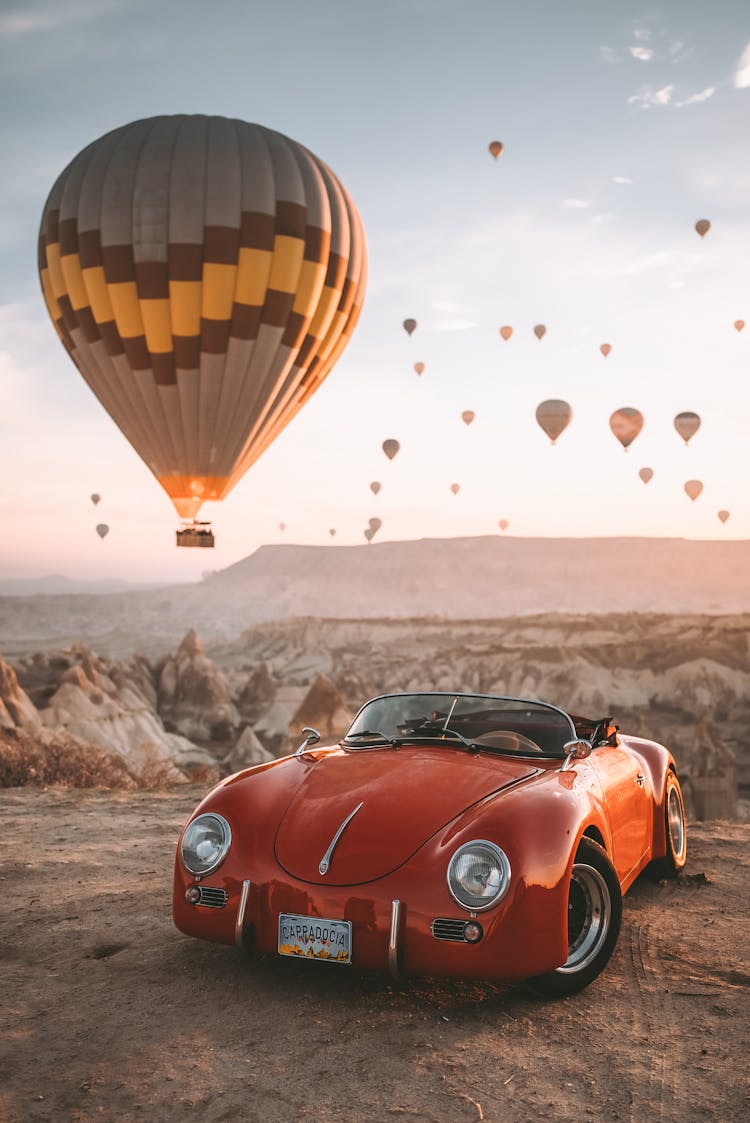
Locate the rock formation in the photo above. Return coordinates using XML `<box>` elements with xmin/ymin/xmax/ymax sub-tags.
<box><xmin>225</xmin><ymin>725</ymin><xmax>274</xmax><ymax>774</ymax></box>
<box><xmin>0</xmin><ymin>653</ymin><xmax>42</xmax><ymax>732</ymax></box>
<box><xmin>157</xmin><ymin>629</ymin><xmax>240</xmax><ymax>742</ymax></box>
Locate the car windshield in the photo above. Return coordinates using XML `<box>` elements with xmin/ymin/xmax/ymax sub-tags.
<box><xmin>344</xmin><ymin>693</ymin><xmax>576</xmax><ymax>757</ymax></box>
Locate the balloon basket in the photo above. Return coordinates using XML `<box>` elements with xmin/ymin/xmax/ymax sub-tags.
<box><xmin>176</xmin><ymin>521</ymin><xmax>215</xmax><ymax>548</ymax></box>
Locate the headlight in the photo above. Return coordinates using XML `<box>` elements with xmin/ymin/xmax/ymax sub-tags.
<box><xmin>180</xmin><ymin>813</ymin><xmax>231</xmax><ymax>876</ymax></box>
<box><xmin>447</xmin><ymin>840</ymin><xmax>511</xmax><ymax>912</ymax></box>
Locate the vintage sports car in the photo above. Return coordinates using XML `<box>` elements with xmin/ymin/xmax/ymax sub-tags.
<box><xmin>173</xmin><ymin>693</ymin><xmax>687</xmax><ymax>996</ymax></box>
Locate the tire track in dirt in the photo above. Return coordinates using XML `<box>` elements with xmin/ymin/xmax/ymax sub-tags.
<box><xmin>624</xmin><ymin>923</ymin><xmax>678</xmax><ymax>1122</ymax></box>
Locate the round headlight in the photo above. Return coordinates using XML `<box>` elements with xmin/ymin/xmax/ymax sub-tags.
<box><xmin>180</xmin><ymin>813</ymin><xmax>231</xmax><ymax>876</ymax></box>
<box><xmin>447</xmin><ymin>840</ymin><xmax>511</xmax><ymax>912</ymax></box>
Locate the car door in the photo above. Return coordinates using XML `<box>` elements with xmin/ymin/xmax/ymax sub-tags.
<box><xmin>587</xmin><ymin>743</ymin><xmax>652</xmax><ymax>881</ymax></box>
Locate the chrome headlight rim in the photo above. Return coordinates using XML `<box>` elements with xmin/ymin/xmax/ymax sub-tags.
<box><xmin>447</xmin><ymin>839</ymin><xmax>511</xmax><ymax>913</ymax></box>
<box><xmin>180</xmin><ymin>812</ymin><xmax>232</xmax><ymax>877</ymax></box>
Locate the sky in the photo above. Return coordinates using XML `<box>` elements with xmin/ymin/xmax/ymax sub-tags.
<box><xmin>1</xmin><ymin>0</ymin><xmax>749</xmax><ymax>582</ymax></box>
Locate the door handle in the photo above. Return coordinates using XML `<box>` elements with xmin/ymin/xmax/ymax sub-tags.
<box><xmin>635</xmin><ymin>773</ymin><xmax>646</xmax><ymax>787</ymax></box>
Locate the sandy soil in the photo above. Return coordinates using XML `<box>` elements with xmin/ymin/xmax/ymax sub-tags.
<box><xmin>2</xmin><ymin>788</ymin><xmax>749</xmax><ymax>1123</ymax></box>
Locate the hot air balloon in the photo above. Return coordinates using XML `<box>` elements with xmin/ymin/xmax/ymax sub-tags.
<box><xmin>533</xmin><ymin>324</ymin><xmax>547</xmax><ymax>341</ymax></box>
<box><xmin>638</xmin><ymin>467</ymin><xmax>654</xmax><ymax>485</ymax></box>
<box><xmin>38</xmin><ymin>116</ymin><xmax>367</xmax><ymax>548</ymax></box>
<box><xmin>279</xmin><ymin>522</ymin><xmax>286</xmax><ymax>532</ymax></box>
<box><xmin>368</xmin><ymin>517</ymin><xmax>382</xmax><ymax>532</ymax></box>
<box><xmin>90</xmin><ymin>493</ymin><xmax>101</xmax><ymax>505</ymax></box>
<box><xmin>499</xmin><ymin>326</ymin><xmax>513</xmax><ymax>342</ymax></box>
<box><xmin>600</xmin><ymin>343</ymin><xmax>612</xmax><ymax>358</ymax></box>
<box><xmin>461</xmin><ymin>410</ymin><xmax>475</xmax><ymax>426</ymax></box>
<box><xmin>96</xmin><ymin>523</ymin><xmax>109</xmax><ymax>539</ymax></box>
<box><xmin>674</xmin><ymin>411</ymin><xmax>701</xmax><ymax>445</ymax></box>
<box><xmin>382</xmin><ymin>439</ymin><xmax>400</xmax><ymax>460</ymax></box>
<box><xmin>488</xmin><ymin>141</ymin><xmax>504</xmax><ymax>159</ymax></box>
<box><xmin>364</xmin><ymin>527</ymin><xmax>374</xmax><ymax>542</ymax></box>
<box><xmin>403</xmin><ymin>318</ymin><xmax>417</xmax><ymax>336</ymax></box>
<box><xmin>498</xmin><ymin>519</ymin><xmax>509</xmax><ymax>532</ymax></box>
<box><xmin>718</xmin><ymin>510</ymin><xmax>730</xmax><ymax>524</ymax></box>
<box><xmin>695</xmin><ymin>219</ymin><xmax>710</xmax><ymax>238</ymax></box>
<box><xmin>734</xmin><ymin>320</ymin><xmax>745</xmax><ymax>333</ymax></box>
<box><xmin>535</xmin><ymin>400</ymin><xmax>572</xmax><ymax>444</ymax></box>
<box><xmin>450</xmin><ymin>483</ymin><xmax>460</xmax><ymax>495</ymax></box>
<box><xmin>609</xmin><ymin>407</ymin><xmax>643</xmax><ymax>450</ymax></box>
<box><xmin>414</xmin><ymin>362</ymin><xmax>425</xmax><ymax>375</ymax></box>
<box><xmin>329</xmin><ymin>528</ymin><xmax>336</xmax><ymax>537</ymax></box>
<box><xmin>684</xmin><ymin>480</ymin><xmax>703</xmax><ymax>501</ymax></box>
<box><xmin>370</xmin><ymin>481</ymin><xmax>381</xmax><ymax>495</ymax></box>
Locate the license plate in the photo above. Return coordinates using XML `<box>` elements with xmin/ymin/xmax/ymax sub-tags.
<box><xmin>278</xmin><ymin>913</ymin><xmax>352</xmax><ymax>965</ymax></box>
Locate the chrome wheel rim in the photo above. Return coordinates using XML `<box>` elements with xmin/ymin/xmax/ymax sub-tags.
<box><xmin>667</xmin><ymin>785</ymin><xmax>685</xmax><ymax>859</ymax></box>
<box><xmin>557</xmin><ymin>863</ymin><xmax>610</xmax><ymax>974</ymax></box>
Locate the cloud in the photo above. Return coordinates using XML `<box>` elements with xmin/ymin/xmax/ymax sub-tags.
<box><xmin>673</xmin><ymin>87</ymin><xmax>715</xmax><ymax>107</ymax></box>
<box><xmin>628</xmin><ymin>84</ymin><xmax>674</xmax><ymax>108</ymax></box>
<box><xmin>612</xmin><ymin>176</ymin><xmax>634</xmax><ymax>185</ymax></box>
<box><xmin>630</xmin><ymin>46</ymin><xmax>654</xmax><ymax>61</ymax></box>
<box><xmin>591</xmin><ymin>213</ymin><xmax>616</xmax><ymax>225</ymax></box>
<box><xmin>600</xmin><ymin>46</ymin><xmax>619</xmax><ymax>65</ymax></box>
<box><xmin>632</xmin><ymin>27</ymin><xmax>651</xmax><ymax>42</ymax></box>
<box><xmin>562</xmin><ymin>199</ymin><xmax>591</xmax><ymax>209</ymax></box>
<box><xmin>734</xmin><ymin>42</ymin><xmax>750</xmax><ymax>88</ymax></box>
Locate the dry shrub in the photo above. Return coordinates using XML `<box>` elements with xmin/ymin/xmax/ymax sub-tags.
<box><xmin>0</xmin><ymin>728</ymin><xmax>136</xmax><ymax>789</ymax></box>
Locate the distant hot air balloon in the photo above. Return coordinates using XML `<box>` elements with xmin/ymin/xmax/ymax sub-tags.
<box><xmin>382</xmin><ymin>439</ymin><xmax>400</xmax><ymax>460</ymax></box>
<box><xmin>90</xmin><ymin>493</ymin><xmax>101</xmax><ymax>506</ymax></box>
<box><xmin>37</xmin><ymin>115</ymin><xmax>367</xmax><ymax>535</ymax></box>
<box><xmin>718</xmin><ymin>510</ymin><xmax>730</xmax><ymax>524</ymax></box>
<box><xmin>695</xmin><ymin>219</ymin><xmax>711</xmax><ymax>238</ymax></box>
<box><xmin>278</xmin><ymin>522</ymin><xmax>286</xmax><ymax>532</ymax></box>
<box><xmin>488</xmin><ymin>141</ymin><xmax>504</xmax><ymax>159</ymax></box>
<box><xmin>368</xmin><ymin>517</ymin><xmax>382</xmax><ymax>532</ymax></box>
<box><xmin>638</xmin><ymin>467</ymin><xmax>654</xmax><ymax>485</ymax></box>
<box><xmin>450</xmin><ymin>483</ymin><xmax>460</xmax><ymax>495</ymax></box>
<box><xmin>609</xmin><ymin>407</ymin><xmax>643</xmax><ymax>450</ymax></box>
<box><xmin>403</xmin><ymin>318</ymin><xmax>417</xmax><ymax>336</ymax></box>
<box><xmin>674</xmin><ymin>411</ymin><xmax>701</xmax><ymax>445</ymax></box>
<box><xmin>461</xmin><ymin>410</ymin><xmax>475</xmax><ymax>426</ymax></box>
<box><xmin>734</xmin><ymin>320</ymin><xmax>745</xmax><ymax>333</ymax></box>
<box><xmin>498</xmin><ymin>519</ymin><xmax>509</xmax><ymax>532</ymax></box>
<box><xmin>600</xmin><ymin>343</ymin><xmax>612</xmax><ymax>358</ymax></box>
<box><xmin>364</xmin><ymin>527</ymin><xmax>374</xmax><ymax>542</ymax></box>
<box><xmin>499</xmin><ymin>326</ymin><xmax>513</xmax><ymax>342</ymax></box>
<box><xmin>329</xmin><ymin>528</ymin><xmax>336</xmax><ymax>537</ymax></box>
<box><xmin>533</xmin><ymin>324</ymin><xmax>547</xmax><ymax>341</ymax></box>
<box><xmin>684</xmin><ymin>480</ymin><xmax>703</xmax><ymax>501</ymax></box>
<box><xmin>370</xmin><ymin>481</ymin><xmax>381</xmax><ymax>495</ymax></box>
<box><xmin>414</xmin><ymin>362</ymin><xmax>425</xmax><ymax>375</ymax></box>
<box><xmin>96</xmin><ymin>523</ymin><xmax>109</xmax><ymax>539</ymax></box>
<box><xmin>535</xmin><ymin>399</ymin><xmax>572</xmax><ymax>444</ymax></box>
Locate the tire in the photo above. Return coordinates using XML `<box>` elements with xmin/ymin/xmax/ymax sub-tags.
<box><xmin>651</xmin><ymin>772</ymin><xmax>687</xmax><ymax>878</ymax></box>
<box><xmin>527</xmin><ymin>837</ymin><xmax>622</xmax><ymax>998</ymax></box>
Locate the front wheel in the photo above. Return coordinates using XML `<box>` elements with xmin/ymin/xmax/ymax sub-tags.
<box><xmin>651</xmin><ymin>772</ymin><xmax>687</xmax><ymax>878</ymax></box>
<box><xmin>528</xmin><ymin>838</ymin><xmax>622</xmax><ymax>998</ymax></box>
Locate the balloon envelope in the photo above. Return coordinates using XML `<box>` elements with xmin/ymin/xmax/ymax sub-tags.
<box><xmin>403</xmin><ymin>318</ymin><xmax>417</xmax><ymax>336</ymax></box>
<box><xmin>461</xmin><ymin>410</ymin><xmax>475</xmax><ymax>426</ymax></box>
<box><xmin>382</xmin><ymin>439</ymin><xmax>400</xmax><ymax>460</ymax></box>
<box><xmin>368</xmin><ymin>517</ymin><xmax>382</xmax><ymax>532</ymax></box>
<box><xmin>536</xmin><ymin>399</ymin><xmax>572</xmax><ymax>444</ymax></box>
<box><xmin>499</xmin><ymin>326</ymin><xmax>513</xmax><ymax>341</ymax></box>
<box><xmin>533</xmin><ymin>324</ymin><xmax>547</xmax><ymax>341</ymax></box>
<box><xmin>450</xmin><ymin>483</ymin><xmax>460</xmax><ymax>495</ymax></box>
<box><xmin>684</xmin><ymin>480</ymin><xmax>703</xmax><ymax>501</ymax></box>
<box><xmin>38</xmin><ymin>115</ymin><xmax>367</xmax><ymax>520</ymax></box>
<box><xmin>600</xmin><ymin>343</ymin><xmax>612</xmax><ymax>358</ymax></box>
<box><xmin>695</xmin><ymin>219</ymin><xmax>711</xmax><ymax>238</ymax></box>
<box><xmin>734</xmin><ymin>320</ymin><xmax>745</xmax><ymax>333</ymax></box>
<box><xmin>329</xmin><ymin>528</ymin><xmax>336</xmax><ymax>536</ymax></box>
<box><xmin>413</xmin><ymin>362</ymin><xmax>425</xmax><ymax>375</ymax></box>
<box><xmin>717</xmin><ymin>510</ymin><xmax>730</xmax><ymax>524</ymax></box>
<box><xmin>638</xmin><ymin>467</ymin><xmax>654</xmax><ymax>485</ymax></box>
<box><xmin>609</xmin><ymin>407</ymin><xmax>644</xmax><ymax>450</ymax></box>
<box><xmin>370</xmin><ymin>481</ymin><xmax>381</xmax><ymax>495</ymax></box>
<box><xmin>90</xmin><ymin>493</ymin><xmax>101</xmax><ymax>505</ymax></box>
<box><xmin>95</xmin><ymin>523</ymin><xmax>109</xmax><ymax>539</ymax></box>
<box><xmin>674</xmin><ymin>411</ymin><xmax>701</xmax><ymax>444</ymax></box>
<box><xmin>364</xmin><ymin>528</ymin><xmax>374</xmax><ymax>542</ymax></box>
<box><xmin>488</xmin><ymin>141</ymin><xmax>504</xmax><ymax>159</ymax></box>
<box><xmin>278</xmin><ymin>522</ymin><xmax>286</xmax><ymax>532</ymax></box>
<box><xmin>498</xmin><ymin>519</ymin><xmax>509</xmax><ymax>532</ymax></box>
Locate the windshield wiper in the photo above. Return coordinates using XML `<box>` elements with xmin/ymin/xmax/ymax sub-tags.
<box><xmin>344</xmin><ymin>730</ymin><xmax>400</xmax><ymax>748</ymax></box>
<box><xmin>405</xmin><ymin>721</ymin><xmax>480</xmax><ymax>753</ymax></box>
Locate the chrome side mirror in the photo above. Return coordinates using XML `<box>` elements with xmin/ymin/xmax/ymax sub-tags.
<box><xmin>560</xmin><ymin>739</ymin><xmax>593</xmax><ymax>772</ymax></box>
<box><xmin>295</xmin><ymin>726</ymin><xmax>321</xmax><ymax>759</ymax></box>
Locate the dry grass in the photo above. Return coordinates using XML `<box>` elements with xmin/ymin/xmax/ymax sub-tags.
<box><xmin>1</xmin><ymin>728</ymin><xmax>138</xmax><ymax>789</ymax></box>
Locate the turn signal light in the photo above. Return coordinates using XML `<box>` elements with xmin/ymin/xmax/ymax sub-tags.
<box><xmin>464</xmin><ymin>922</ymin><xmax>483</xmax><ymax>944</ymax></box>
<box><xmin>185</xmin><ymin>886</ymin><xmax>201</xmax><ymax>904</ymax></box>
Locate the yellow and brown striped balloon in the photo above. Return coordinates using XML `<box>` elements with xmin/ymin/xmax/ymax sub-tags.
<box><xmin>38</xmin><ymin>115</ymin><xmax>367</xmax><ymax>518</ymax></box>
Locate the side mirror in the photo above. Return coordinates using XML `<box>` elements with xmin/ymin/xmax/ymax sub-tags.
<box><xmin>560</xmin><ymin>739</ymin><xmax>593</xmax><ymax>772</ymax></box>
<box><xmin>295</xmin><ymin>726</ymin><xmax>321</xmax><ymax>759</ymax></box>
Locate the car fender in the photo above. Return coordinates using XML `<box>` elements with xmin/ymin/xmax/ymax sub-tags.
<box><xmin>618</xmin><ymin>735</ymin><xmax>677</xmax><ymax>861</ymax></box>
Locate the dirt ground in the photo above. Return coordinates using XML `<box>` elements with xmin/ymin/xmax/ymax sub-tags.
<box><xmin>2</xmin><ymin>788</ymin><xmax>749</xmax><ymax>1123</ymax></box>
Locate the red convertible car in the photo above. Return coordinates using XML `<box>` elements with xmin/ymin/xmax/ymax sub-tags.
<box><xmin>173</xmin><ymin>693</ymin><xmax>687</xmax><ymax>996</ymax></box>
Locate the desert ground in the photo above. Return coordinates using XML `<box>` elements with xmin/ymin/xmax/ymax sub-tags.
<box><xmin>2</xmin><ymin>787</ymin><xmax>748</xmax><ymax>1123</ymax></box>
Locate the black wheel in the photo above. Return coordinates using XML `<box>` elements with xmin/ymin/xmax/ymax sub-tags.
<box><xmin>528</xmin><ymin>837</ymin><xmax>622</xmax><ymax>998</ymax></box>
<box><xmin>651</xmin><ymin>772</ymin><xmax>687</xmax><ymax>878</ymax></box>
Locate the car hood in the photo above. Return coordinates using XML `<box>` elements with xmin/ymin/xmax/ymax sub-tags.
<box><xmin>274</xmin><ymin>745</ymin><xmax>540</xmax><ymax>885</ymax></box>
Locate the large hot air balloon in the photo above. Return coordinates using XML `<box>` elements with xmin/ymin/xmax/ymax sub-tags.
<box><xmin>498</xmin><ymin>519</ymin><xmax>509</xmax><ymax>532</ymax></box>
<box><xmin>403</xmin><ymin>318</ymin><xmax>417</xmax><ymax>336</ymax></box>
<box><xmin>717</xmin><ymin>510</ymin><xmax>730</xmax><ymax>524</ymax></box>
<box><xmin>734</xmin><ymin>320</ymin><xmax>745</xmax><ymax>333</ymax></box>
<box><xmin>674</xmin><ymin>411</ymin><xmax>701</xmax><ymax>445</ymax></box>
<box><xmin>450</xmin><ymin>483</ymin><xmax>460</xmax><ymax>495</ymax></box>
<box><xmin>600</xmin><ymin>343</ymin><xmax>612</xmax><ymax>358</ymax></box>
<box><xmin>96</xmin><ymin>523</ymin><xmax>109</xmax><ymax>539</ymax></box>
<box><xmin>38</xmin><ymin>116</ymin><xmax>367</xmax><ymax>544</ymax></box>
<box><xmin>461</xmin><ymin>410</ymin><xmax>475</xmax><ymax>426</ymax></box>
<box><xmin>499</xmin><ymin>326</ymin><xmax>513</xmax><ymax>342</ymax></box>
<box><xmin>695</xmin><ymin>219</ymin><xmax>711</xmax><ymax>238</ymax></box>
<box><xmin>535</xmin><ymin>400</ymin><xmax>572</xmax><ymax>444</ymax></box>
<box><xmin>370</xmin><ymin>481</ymin><xmax>381</xmax><ymax>495</ymax></box>
<box><xmin>609</xmin><ymin>407</ymin><xmax>643</xmax><ymax>450</ymax></box>
<box><xmin>533</xmin><ymin>324</ymin><xmax>547</xmax><ymax>341</ymax></box>
<box><xmin>638</xmin><ymin>467</ymin><xmax>654</xmax><ymax>485</ymax></box>
<box><xmin>413</xmin><ymin>362</ymin><xmax>425</xmax><ymax>375</ymax></box>
<box><xmin>488</xmin><ymin>141</ymin><xmax>504</xmax><ymax>159</ymax></box>
<box><xmin>684</xmin><ymin>480</ymin><xmax>703</xmax><ymax>501</ymax></box>
<box><xmin>90</xmin><ymin>493</ymin><xmax>101</xmax><ymax>505</ymax></box>
<box><xmin>382</xmin><ymin>439</ymin><xmax>400</xmax><ymax>460</ymax></box>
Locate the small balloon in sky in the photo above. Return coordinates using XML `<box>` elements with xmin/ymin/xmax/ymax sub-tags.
<box><xmin>638</xmin><ymin>467</ymin><xmax>654</xmax><ymax>485</ymax></box>
<box><xmin>600</xmin><ymin>343</ymin><xmax>612</xmax><ymax>358</ymax></box>
<box><xmin>95</xmin><ymin>523</ymin><xmax>109</xmax><ymax>539</ymax></box>
<box><xmin>461</xmin><ymin>410</ymin><xmax>475</xmax><ymax>426</ymax></box>
<box><xmin>329</xmin><ymin>528</ymin><xmax>336</xmax><ymax>537</ymax></box>
<box><xmin>370</xmin><ymin>481</ymin><xmax>381</xmax><ymax>495</ymax></box>
<box><xmin>279</xmin><ymin>522</ymin><xmax>286</xmax><ymax>532</ymax></box>
<box><xmin>498</xmin><ymin>519</ymin><xmax>509</xmax><ymax>532</ymax></box>
<box><xmin>684</xmin><ymin>480</ymin><xmax>703</xmax><ymax>501</ymax></box>
<box><xmin>533</xmin><ymin>324</ymin><xmax>547</xmax><ymax>341</ymax></box>
<box><xmin>717</xmin><ymin>510</ymin><xmax>730</xmax><ymax>524</ymax></box>
<box><xmin>499</xmin><ymin>325</ymin><xmax>513</xmax><ymax>342</ymax></box>
<box><xmin>488</xmin><ymin>140</ymin><xmax>504</xmax><ymax>159</ymax></box>
<box><xmin>403</xmin><ymin>318</ymin><xmax>417</xmax><ymax>336</ymax></box>
<box><xmin>414</xmin><ymin>362</ymin><xmax>425</xmax><ymax>375</ymax></box>
<box><xmin>694</xmin><ymin>219</ymin><xmax>711</xmax><ymax>238</ymax></box>
<box><xmin>369</xmin><ymin>517</ymin><xmax>382</xmax><ymax>532</ymax></box>
<box><xmin>609</xmin><ymin>407</ymin><xmax>644</xmax><ymax>450</ymax></box>
<box><xmin>90</xmin><ymin>493</ymin><xmax>101</xmax><ymax>506</ymax></box>
<box><xmin>734</xmin><ymin>320</ymin><xmax>745</xmax><ymax>332</ymax></box>
<box><xmin>674</xmin><ymin>411</ymin><xmax>701</xmax><ymax>445</ymax></box>
<box><xmin>382</xmin><ymin>439</ymin><xmax>400</xmax><ymax>460</ymax></box>
<box><xmin>450</xmin><ymin>483</ymin><xmax>461</xmax><ymax>495</ymax></box>
<box><xmin>536</xmin><ymin>399</ymin><xmax>572</xmax><ymax>444</ymax></box>
<box><xmin>364</xmin><ymin>528</ymin><xmax>374</xmax><ymax>542</ymax></box>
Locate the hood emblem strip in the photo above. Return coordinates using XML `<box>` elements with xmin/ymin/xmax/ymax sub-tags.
<box><xmin>319</xmin><ymin>801</ymin><xmax>364</xmax><ymax>875</ymax></box>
